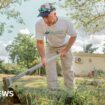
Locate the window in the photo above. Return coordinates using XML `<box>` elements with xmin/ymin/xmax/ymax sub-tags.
<box><xmin>75</xmin><ymin>57</ymin><xmax>82</xmax><ymax>64</ymax></box>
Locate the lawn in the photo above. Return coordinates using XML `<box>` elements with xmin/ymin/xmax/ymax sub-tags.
<box><xmin>0</xmin><ymin>74</ymin><xmax>105</xmax><ymax>105</ymax></box>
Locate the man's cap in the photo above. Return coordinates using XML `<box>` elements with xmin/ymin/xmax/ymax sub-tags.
<box><xmin>38</xmin><ymin>3</ymin><xmax>56</xmax><ymax>17</ymax></box>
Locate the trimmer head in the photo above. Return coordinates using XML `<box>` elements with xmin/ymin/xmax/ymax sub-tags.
<box><xmin>3</xmin><ymin>77</ymin><xmax>12</xmax><ymax>90</ymax></box>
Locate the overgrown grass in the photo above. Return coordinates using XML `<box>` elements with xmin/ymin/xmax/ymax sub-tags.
<box><xmin>15</xmin><ymin>79</ymin><xmax>105</xmax><ymax>105</ymax></box>
<box><xmin>0</xmin><ymin>74</ymin><xmax>105</xmax><ymax>105</ymax></box>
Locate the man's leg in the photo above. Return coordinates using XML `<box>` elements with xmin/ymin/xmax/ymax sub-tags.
<box><xmin>60</xmin><ymin>50</ymin><xmax>75</xmax><ymax>96</ymax></box>
<box><xmin>45</xmin><ymin>46</ymin><xmax>59</xmax><ymax>90</ymax></box>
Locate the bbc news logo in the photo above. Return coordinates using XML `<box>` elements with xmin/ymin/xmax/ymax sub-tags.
<box><xmin>0</xmin><ymin>90</ymin><xmax>14</xmax><ymax>97</ymax></box>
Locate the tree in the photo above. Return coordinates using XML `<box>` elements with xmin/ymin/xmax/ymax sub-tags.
<box><xmin>103</xmin><ymin>42</ymin><xmax>105</xmax><ymax>53</ymax></box>
<box><xmin>0</xmin><ymin>0</ymin><xmax>28</xmax><ymax>35</ymax></box>
<box><xmin>6</xmin><ymin>33</ymin><xmax>39</xmax><ymax>68</ymax></box>
<box><xmin>83</xmin><ymin>43</ymin><xmax>98</xmax><ymax>53</ymax></box>
<box><xmin>64</xmin><ymin>0</ymin><xmax>105</xmax><ymax>34</ymax></box>
<box><xmin>0</xmin><ymin>59</ymin><xmax>4</xmax><ymax>70</ymax></box>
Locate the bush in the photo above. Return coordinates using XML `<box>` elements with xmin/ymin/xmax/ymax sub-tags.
<box><xmin>0</xmin><ymin>63</ymin><xmax>26</xmax><ymax>74</ymax></box>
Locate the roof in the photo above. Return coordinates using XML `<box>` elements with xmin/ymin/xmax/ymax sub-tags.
<box><xmin>73</xmin><ymin>52</ymin><xmax>105</xmax><ymax>57</ymax></box>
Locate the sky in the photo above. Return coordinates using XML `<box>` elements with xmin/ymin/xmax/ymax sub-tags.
<box><xmin>0</xmin><ymin>0</ymin><xmax>105</xmax><ymax>62</ymax></box>
<box><xmin>0</xmin><ymin>0</ymin><xmax>67</xmax><ymax>62</ymax></box>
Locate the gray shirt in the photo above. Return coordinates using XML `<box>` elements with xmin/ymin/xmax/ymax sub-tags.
<box><xmin>35</xmin><ymin>17</ymin><xmax>76</xmax><ymax>47</ymax></box>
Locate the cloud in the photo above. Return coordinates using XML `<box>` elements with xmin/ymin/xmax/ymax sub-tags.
<box><xmin>0</xmin><ymin>41</ymin><xmax>10</xmax><ymax>63</ymax></box>
<box><xmin>0</xmin><ymin>41</ymin><xmax>13</xmax><ymax>62</ymax></box>
<box><xmin>89</xmin><ymin>35</ymin><xmax>105</xmax><ymax>45</ymax></box>
<box><xmin>85</xmin><ymin>35</ymin><xmax>105</xmax><ymax>53</ymax></box>
<box><xmin>71</xmin><ymin>39</ymin><xmax>84</xmax><ymax>52</ymax></box>
<box><xmin>74</xmin><ymin>39</ymin><xmax>84</xmax><ymax>47</ymax></box>
<box><xmin>0</xmin><ymin>41</ymin><xmax>9</xmax><ymax>56</ymax></box>
<box><xmin>19</xmin><ymin>28</ymin><xmax>30</xmax><ymax>35</ymax></box>
<box><xmin>71</xmin><ymin>35</ymin><xmax>105</xmax><ymax>53</ymax></box>
<box><xmin>0</xmin><ymin>56</ymin><xmax>10</xmax><ymax>63</ymax></box>
<box><xmin>94</xmin><ymin>47</ymin><xmax>105</xmax><ymax>54</ymax></box>
<box><xmin>72</xmin><ymin>45</ymin><xmax>83</xmax><ymax>52</ymax></box>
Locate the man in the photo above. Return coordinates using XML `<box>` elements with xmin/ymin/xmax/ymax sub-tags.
<box><xmin>35</xmin><ymin>3</ymin><xmax>77</xmax><ymax>105</ymax></box>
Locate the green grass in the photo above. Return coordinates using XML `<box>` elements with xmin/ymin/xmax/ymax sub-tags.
<box><xmin>0</xmin><ymin>74</ymin><xmax>105</xmax><ymax>105</ymax></box>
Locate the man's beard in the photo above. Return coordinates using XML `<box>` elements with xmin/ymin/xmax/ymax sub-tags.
<box><xmin>47</xmin><ymin>19</ymin><xmax>56</xmax><ymax>26</ymax></box>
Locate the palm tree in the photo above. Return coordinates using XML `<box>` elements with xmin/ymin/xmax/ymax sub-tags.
<box><xmin>83</xmin><ymin>43</ymin><xmax>98</xmax><ymax>53</ymax></box>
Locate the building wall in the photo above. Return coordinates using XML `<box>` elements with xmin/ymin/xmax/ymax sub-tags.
<box><xmin>73</xmin><ymin>52</ymin><xmax>105</xmax><ymax>76</ymax></box>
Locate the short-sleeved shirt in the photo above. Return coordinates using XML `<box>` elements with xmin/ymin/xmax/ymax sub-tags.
<box><xmin>35</xmin><ymin>17</ymin><xmax>76</xmax><ymax>47</ymax></box>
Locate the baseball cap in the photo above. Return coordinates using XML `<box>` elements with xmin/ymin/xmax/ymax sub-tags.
<box><xmin>38</xmin><ymin>3</ymin><xmax>56</xmax><ymax>17</ymax></box>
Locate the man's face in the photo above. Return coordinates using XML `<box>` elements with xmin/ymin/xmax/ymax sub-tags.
<box><xmin>43</xmin><ymin>11</ymin><xmax>56</xmax><ymax>26</ymax></box>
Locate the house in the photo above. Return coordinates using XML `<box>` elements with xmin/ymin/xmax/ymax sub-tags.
<box><xmin>73</xmin><ymin>52</ymin><xmax>105</xmax><ymax>76</ymax></box>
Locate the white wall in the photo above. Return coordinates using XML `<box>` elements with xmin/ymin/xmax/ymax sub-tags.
<box><xmin>73</xmin><ymin>52</ymin><xmax>105</xmax><ymax>76</ymax></box>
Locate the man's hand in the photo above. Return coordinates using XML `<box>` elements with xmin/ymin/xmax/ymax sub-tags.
<box><xmin>41</xmin><ymin>57</ymin><xmax>47</xmax><ymax>67</ymax></box>
<box><xmin>60</xmin><ymin>48</ymin><xmax>69</xmax><ymax>57</ymax></box>
<box><xmin>60</xmin><ymin>36</ymin><xmax>77</xmax><ymax>57</ymax></box>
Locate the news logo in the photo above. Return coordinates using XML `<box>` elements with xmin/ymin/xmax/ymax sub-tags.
<box><xmin>0</xmin><ymin>90</ymin><xmax>14</xmax><ymax>97</ymax></box>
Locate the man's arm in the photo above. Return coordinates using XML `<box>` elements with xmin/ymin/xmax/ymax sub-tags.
<box><xmin>60</xmin><ymin>34</ymin><xmax>77</xmax><ymax>57</ymax></box>
<box><xmin>36</xmin><ymin>40</ymin><xmax>46</xmax><ymax>66</ymax></box>
<box><xmin>65</xmin><ymin>35</ymin><xmax>77</xmax><ymax>51</ymax></box>
<box><xmin>37</xmin><ymin>40</ymin><xmax>45</xmax><ymax>58</ymax></box>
